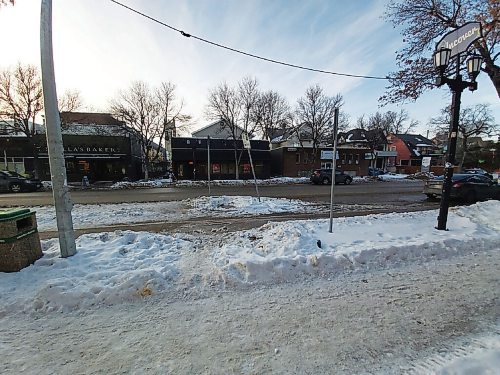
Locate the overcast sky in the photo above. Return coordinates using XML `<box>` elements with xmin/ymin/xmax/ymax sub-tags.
<box><xmin>1</xmin><ymin>0</ymin><xmax>498</xmax><ymax>136</ymax></box>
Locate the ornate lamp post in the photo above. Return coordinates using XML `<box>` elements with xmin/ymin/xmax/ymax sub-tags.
<box><xmin>433</xmin><ymin>23</ymin><xmax>483</xmax><ymax>230</ymax></box>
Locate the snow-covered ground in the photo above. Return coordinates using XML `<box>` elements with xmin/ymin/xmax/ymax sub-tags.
<box><xmin>31</xmin><ymin>196</ymin><xmax>325</xmax><ymax>231</ymax></box>
<box><xmin>1</xmin><ymin>201</ymin><xmax>499</xmax><ymax>372</ymax></box>
<box><xmin>2</xmin><ymin>201</ymin><xmax>499</xmax><ymax>316</ymax></box>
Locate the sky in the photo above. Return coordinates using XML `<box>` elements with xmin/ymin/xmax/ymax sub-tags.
<box><xmin>0</xmin><ymin>0</ymin><xmax>498</xmax><ymax>137</ymax></box>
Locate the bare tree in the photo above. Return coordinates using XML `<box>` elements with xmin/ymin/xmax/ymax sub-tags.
<box><xmin>110</xmin><ymin>81</ymin><xmax>161</xmax><ymax>180</ymax></box>
<box><xmin>0</xmin><ymin>63</ymin><xmax>43</xmax><ymax>177</ymax></box>
<box><xmin>237</xmin><ymin>76</ymin><xmax>260</xmax><ymax>137</ymax></box>
<box><xmin>382</xmin><ymin>0</ymin><xmax>499</xmax><ymax>104</ymax></box>
<box><xmin>58</xmin><ymin>89</ymin><xmax>84</xmax><ymax>113</ymax></box>
<box><xmin>253</xmin><ymin>90</ymin><xmax>292</xmax><ymax>141</ymax></box>
<box><xmin>156</xmin><ymin>82</ymin><xmax>191</xmax><ymax>139</ymax></box>
<box><xmin>205</xmin><ymin>81</ymin><xmax>242</xmax><ymax>178</ymax></box>
<box><xmin>359</xmin><ymin>109</ymin><xmax>418</xmax><ymax>134</ymax></box>
<box><xmin>430</xmin><ymin>103</ymin><xmax>498</xmax><ymax>167</ymax></box>
<box><xmin>295</xmin><ymin>84</ymin><xmax>344</xmax><ymax>164</ymax></box>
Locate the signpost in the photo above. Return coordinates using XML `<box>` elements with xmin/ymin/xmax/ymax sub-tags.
<box><xmin>436</xmin><ymin>22</ymin><xmax>482</xmax><ymax>58</ymax></box>
<box><xmin>207</xmin><ymin>135</ymin><xmax>211</xmax><ymax>196</ymax></box>
<box><xmin>421</xmin><ymin>156</ymin><xmax>431</xmax><ymax>173</ymax></box>
<box><xmin>242</xmin><ymin>133</ymin><xmax>260</xmax><ymax>202</ymax></box>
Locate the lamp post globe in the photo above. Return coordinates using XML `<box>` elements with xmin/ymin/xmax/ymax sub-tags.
<box><xmin>466</xmin><ymin>55</ymin><xmax>482</xmax><ymax>81</ymax></box>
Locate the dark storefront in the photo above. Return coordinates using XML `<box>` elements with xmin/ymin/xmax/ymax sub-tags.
<box><xmin>171</xmin><ymin>137</ymin><xmax>271</xmax><ymax>180</ymax></box>
<box><xmin>35</xmin><ymin>134</ymin><xmax>142</xmax><ymax>182</ymax></box>
<box><xmin>0</xmin><ymin>134</ymin><xmax>142</xmax><ymax>183</ymax></box>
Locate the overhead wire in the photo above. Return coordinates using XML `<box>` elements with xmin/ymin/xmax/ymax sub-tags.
<box><xmin>109</xmin><ymin>0</ymin><xmax>390</xmax><ymax>81</ymax></box>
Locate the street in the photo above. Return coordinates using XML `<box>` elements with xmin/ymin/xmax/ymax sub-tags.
<box><xmin>2</xmin><ymin>180</ymin><xmax>428</xmax><ymax>207</ymax></box>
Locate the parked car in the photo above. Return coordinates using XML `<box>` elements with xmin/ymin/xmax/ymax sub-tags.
<box><xmin>463</xmin><ymin>168</ymin><xmax>493</xmax><ymax>180</ymax></box>
<box><xmin>0</xmin><ymin>171</ymin><xmax>43</xmax><ymax>193</ymax></box>
<box><xmin>310</xmin><ymin>169</ymin><xmax>353</xmax><ymax>185</ymax></box>
<box><xmin>423</xmin><ymin>173</ymin><xmax>500</xmax><ymax>203</ymax></box>
<box><xmin>368</xmin><ymin>167</ymin><xmax>385</xmax><ymax>176</ymax></box>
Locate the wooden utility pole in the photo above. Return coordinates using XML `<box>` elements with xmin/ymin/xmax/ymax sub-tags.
<box><xmin>40</xmin><ymin>0</ymin><xmax>76</xmax><ymax>257</ymax></box>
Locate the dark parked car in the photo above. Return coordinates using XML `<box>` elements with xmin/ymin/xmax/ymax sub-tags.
<box><xmin>423</xmin><ymin>173</ymin><xmax>500</xmax><ymax>203</ymax></box>
<box><xmin>0</xmin><ymin>171</ymin><xmax>43</xmax><ymax>193</ymax></box>
<box><xmin>310</xmin><ymin>169</ymin><xmax>353</xmax><ymax>185</ymax></box>
<box><xmin>463</xmin><ymin>168</ymin><xmax>493</xmax><ymax>180</ymax></box>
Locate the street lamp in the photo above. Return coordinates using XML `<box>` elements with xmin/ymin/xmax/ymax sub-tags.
<box><xmin>433</xmin><ymin>39</ymin><xmax>482</xmax><ymax>230</ymax></box>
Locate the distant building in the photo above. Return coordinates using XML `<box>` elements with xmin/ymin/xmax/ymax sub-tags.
<box><xmin>170</xmin><ymin>137</ymin><xmax>271</xmax><ymax>180</ymax></box>
<box><xmin>0</xmin><ymin>112</ymin><xmax>144</xmax><ymax>182</ymax></box>
<box><xmin>388</xmin><ymin>133</ymin><xmax>442</xmax><ymax>173</ymax></box>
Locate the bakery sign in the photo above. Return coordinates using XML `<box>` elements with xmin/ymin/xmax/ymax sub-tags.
<box><xmin>436</xmin><ymin>22</ymin><xmax>482</xmax><ymax>58</ymax></box>
<box><xmin>37</xmin><ymin>145</ymin><xmax>122</xmax><ymax>154</ymax></box>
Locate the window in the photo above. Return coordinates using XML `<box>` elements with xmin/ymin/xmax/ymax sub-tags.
<box><xmin>347</xmin><ymin>154</ymin><xmax>353</xmax><ymax>164</ymax></box>
<box><xmin>295</xmin><ymin>153</ymin><xmax>300</xmax><ymax>164</ymax></box>
<box><xmin>400</xmin><ymin>160</ymin><xmax>409</xmax><ymax>166</ymax></box>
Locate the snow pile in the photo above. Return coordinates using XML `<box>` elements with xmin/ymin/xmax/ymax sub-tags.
<box><xmin>31</xmin><ymin>196</ymin><xmax>320</xmax><ymax>231</ymax></box>
<box><xmin>110</xmin><ymin>178</ymin><xmax>173</xmax><ymax>189</ymax></box>
<box><xmin>378</xmin><ymin>173</ymin><xmax>412</xmax><ymax>181</ymax></box>
<box><xmin>186</xmin><ymin>196</ymin><xmax>313</xmax><ymax>215</ymax></box>
<box><xmin>0</xmin><ymin>231</ymin><xmax>189</xmax><ymax>315</ymax></box>
<box><xmin>213</xmin><ymin>201</ymin><xmax>500</xmax><ymax>283</ymax></box>
<box><xmin>175</xmin><ymin>177</ymin><xmax>310</xmax><ymax>187</ymax></box>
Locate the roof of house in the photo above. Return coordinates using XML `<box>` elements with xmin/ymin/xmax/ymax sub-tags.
<box><xmin>60</xmin><ymin>112</ymin><xmax>124</xmax><ymax>125</ymax></box>
<box><xmin>395</xmin><ymin>134</ymin><xmax>435</xmax><ymax>157</ymax></box>
<box><xmin>191</xmin><ymin>119</ymin><xmax>247</xmax><ymax>138</ymax></box>
<box><xmin>338</xmin><ymin>128</ymin><xmax>387</xmax><ymax>145</ymax></box>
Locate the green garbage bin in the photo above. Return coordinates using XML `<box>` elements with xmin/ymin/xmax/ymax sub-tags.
<box><xmin>0</xmin><ymin>208</ymin><xmax>42</xmax><ymax>272</ymax></box>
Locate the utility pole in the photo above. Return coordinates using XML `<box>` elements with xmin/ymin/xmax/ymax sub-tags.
<box><xmin>40</xmin><ymin>0</ymin><xmax>76</xmax><ymax>257</ymax></box>
<box><xmin>207</xmin><ymin>135</ymin><xmax>211</xmax><ymax>196</ymax></box>
<box><xmin>329</xmin><ymin>108</ymin><xmax>339</xmax><ymax>233</ymax></box>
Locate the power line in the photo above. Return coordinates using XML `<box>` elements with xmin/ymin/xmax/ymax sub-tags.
<box><xmin>109</xmin><ymin>0</ymin><xmax>389</xmax><ymax>80</ymax></box>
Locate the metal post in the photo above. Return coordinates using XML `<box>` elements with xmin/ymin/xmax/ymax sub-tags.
<box><xmin>437</xmin><ymin>56</ymin><xmax>462</xmax><ymax>231</ymax></box>
<box><xmin>207</xmin><ymin>135</ymin><xmax>211</xmax><ymax>196</ymax></box>
<box><xmin>247</xmin><ymin>148</ymin><xmax>260</xmax><ymax>202</ymax></box>
<box><xmin>40</xmin><ymin>0</ymin><xmax>76</xmax><ymax>257</ymax></box>
<box><xmin>329</xmin><ymin>108</ymin><xmax>339</xmax><ymax>233</ymax></box>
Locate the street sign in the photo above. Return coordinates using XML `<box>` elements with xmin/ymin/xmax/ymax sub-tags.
<box><xmin>321</xmin><ymin>150</ymin><xmax>339</xmax><ymax>160</ymax></box>
<box><xmin>421</xmin><ymin>156</ymin><xmax>431</xmax><ymax>173</ymax></box>
<box><xmin>435</xmin><ymin>22</ymin><xmax>482</xmax><ymax>58</ymax></box>
<box><xmin>242</xmin><ymin>133</ymin><xmax>251</xmax><ymax>149</ymax></box>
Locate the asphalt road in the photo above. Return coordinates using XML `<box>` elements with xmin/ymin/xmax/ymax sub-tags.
<box><xmin>1</xmin><ymin>180</ymin><xmax>428</xmax><ymax>207</ymax></box>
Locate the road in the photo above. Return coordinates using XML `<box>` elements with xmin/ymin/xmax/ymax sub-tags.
<box><xmin>1</xmin><ymin>180</ymin><xmax>428</xmax><ymax>207</ymax></box>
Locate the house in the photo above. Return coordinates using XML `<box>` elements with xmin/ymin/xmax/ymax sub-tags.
<box><xmin>338</xmin><ymin>129</ymin><xmax>397</xmax><ymax>172</ymax></box>
<box><xmin>388</xmin><ymin>133</ymin><xmax>441</xmax><ymax>173</ymax></box>
<box><xmin>270</xmin><ymin>126</ymin><xmax>372</xmax><ymax>177</ymax></box>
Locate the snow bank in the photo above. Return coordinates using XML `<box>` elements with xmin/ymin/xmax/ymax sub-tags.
<box><xmin>0</xmin><ymin>231</ymin><xmax>190</xmax><ymax>315</ymax></box>
<box><xmin>175</xmin><ymin>177</ymin><xmax>311</xmax><ymax>187</ymax></box>
<box><xmin>213</xmin><ymin>201</ymin><xmax>500</xmax><ymax>283</ymax></box>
